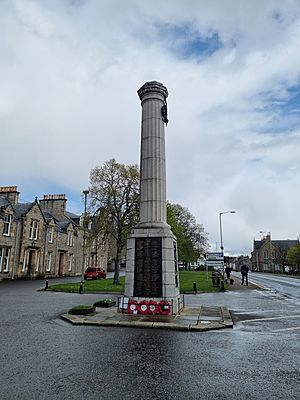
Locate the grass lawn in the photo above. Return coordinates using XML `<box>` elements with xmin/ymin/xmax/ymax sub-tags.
<box><xmin>48</xmin><ymin>276</ymin><xmax>126</xmax><ymax>293</ymax></box>
<box><xmin>179</xmin><ymin>271</ymin><xmax>225</xmax><ymax>292</ymax></box>
<box><xmin>47</xmin><ymin>271</ymin><xmax>225</xmax><ymax>294</ymax></box>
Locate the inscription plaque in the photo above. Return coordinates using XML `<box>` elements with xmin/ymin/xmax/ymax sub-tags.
<box><xmin>134</xmin><ymin>237</ymin><xmax>162</xmax><ymax>297</ymax></box>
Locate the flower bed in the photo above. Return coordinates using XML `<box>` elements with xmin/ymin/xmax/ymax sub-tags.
<box><xmin>68</xmin><ymin>305</ymin><xmax>96</xmax><ymax>315</ymax></box>
<box><xmin>93</xmin><ymin>299</ymin><xmax>116</xmax><ymax>308</ymax></box>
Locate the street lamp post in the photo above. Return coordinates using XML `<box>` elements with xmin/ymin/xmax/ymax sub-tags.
<box><xmin>81</xmin><ymin>190</ymin><xmax>89</xmax><ymax>286</ymax></box>
<box><xmin>219</xmin><ymin>210</ymin><xmax>236</xmax><ymax>282</ymax></box>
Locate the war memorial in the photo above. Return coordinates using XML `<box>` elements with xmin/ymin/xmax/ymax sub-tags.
<box><xmin>62</xmin><ymin>81</ymin><xmax>232</xmax><ymax>330</ymax></box>
<box><xmin>123</xmin><ymin>81</ymin><xmax>183</xmax><ymax>315</ymax></box>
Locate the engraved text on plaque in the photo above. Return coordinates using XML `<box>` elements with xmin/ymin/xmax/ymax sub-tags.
<box><xmin>134</xmin><ymin>237</ymin><xmax>162</xmax><ymax>297</ymax></box>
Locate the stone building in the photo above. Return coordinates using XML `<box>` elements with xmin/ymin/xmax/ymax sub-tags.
<box><xmin>251</xmin><ymin>233</ymin><xmax>298</xmax><ymax>273</ymax></box>
<box><xmin>0</xmin><ymin>186</ymin><xmax>107</xmax><ymax>281</ymax></box>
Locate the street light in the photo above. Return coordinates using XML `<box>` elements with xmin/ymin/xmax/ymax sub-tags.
<box><xmin>219</xmin><ymin>210</ymin><xmax>236</xmax><ymax>282</ymax></box>
<box><xmin>81</xmin><ymin>190</ymin><xmax>89</xmax><ymax>286</ymax></box>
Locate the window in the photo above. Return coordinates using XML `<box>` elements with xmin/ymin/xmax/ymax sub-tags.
<box><xmin>3</xmin><ymin>248</ymin><xmax>10</xmax><ymax>272</ymax></box>
<box><xmin>263</xmin><ymin>250</ymin><xmax>268</xmax><ymax>259</ymax></box>
<box><xmin>3</xmin><ymin>214</ymin><xmax>12</xmax><ymax>236</ymax></box>
<box><xmin>0</xmin><ymin>247</ymin><xmax>10</xmax><ymax>272</ymax></box>
<box><xmin>46</xmin><ymin>253</ymin><xmax>52</xmax><ymax>272</ymax></box>
<box><xmin>68</xmin><ymin>254</ymin><xmax>73</xmax><ymax>272</ymax></box>
<box><xmin>22</xmin><ymin>251</ymin><xmax>27</xmax><ymax>272</ymax></box>
<box><xmin>48</xmin><ymin>227</ymin><xmax>54</xmax><ymax>243</ymax></box>
<box><xmin>35</xmin><ymin>252</ymin><xmax>40</xmax><ymax>272</ymax></box>
<box><xmin>67</xmin><ymin>231</ymin><xmax>73</xmax><ymax>246</ymax></box>
<box><xmin>29</xmin><ymin>220</ymin><xmax>39</xmax><ymax>240</ymax></box>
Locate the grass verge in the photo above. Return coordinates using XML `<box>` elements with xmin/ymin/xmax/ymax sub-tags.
<box><xmin>47</xmin><ymin>271</ymin><xmax>226</xmax><ymax>294</ymax></box>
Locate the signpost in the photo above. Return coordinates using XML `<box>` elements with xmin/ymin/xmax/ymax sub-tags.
<box><xmin>205</xmin><ymin>252</ymin><xmax>224</xmax><ymax>282</ymax></box>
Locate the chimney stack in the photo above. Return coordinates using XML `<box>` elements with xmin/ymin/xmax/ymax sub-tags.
<box><xmin>0</xmin><ymin>186</ymin><xmax>20</xmax><ymax>204</ymax></box>
<box><xmin>39</xmin><ymin>194</ymin><xmax>67</xmax><ymax>221</ymax></box>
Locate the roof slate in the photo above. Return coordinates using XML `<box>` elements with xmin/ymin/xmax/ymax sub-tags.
<box><xmin>65</xmin><ymin>211</ymin><xmax>80</xmax><ymax>226</ymax></box>
<box><xmin>253</xmin><ymin>239</ymin><xmax>298</xmax><ymax>251</ymax></box>
<box><xmin>0</xmin><ymin>198</ymin><xmax>10</xmax><ymax>208</ymax></box>
<box><xmin>56</xmin><ymin>221</ymin><xmax>70</xmax><ymax>232</ymax></box>
<box><xmin>14</xmin><ymin>203</ymin><xmax>35</xmax><ymax>218</ymax></box>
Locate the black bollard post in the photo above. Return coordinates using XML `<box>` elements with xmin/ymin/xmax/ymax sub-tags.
<box><xmin>79</xmin><ymin>282</ymin><xmax>83</xmax><ymax>294</ymax></box>
<box><xmin>193</xmin><ymin>282</ymin><xmax>197</xmax><ymax>294</ymax></box>
<box><xmin>45</xmin><ymin>280</ymin><xmax>49</xmax><ymax>290</ymax></box>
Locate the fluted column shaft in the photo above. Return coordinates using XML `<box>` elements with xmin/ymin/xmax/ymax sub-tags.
<box><xmin>137</xmin><ymin>82</ymin><xmax>168</xmax><ymax>225</ymax></box>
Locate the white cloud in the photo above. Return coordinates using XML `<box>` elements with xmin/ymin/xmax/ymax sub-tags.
<box><xmin>1</xmin><ymin>0</ymin><xmax>300</xmax><ymax>254</ymax></box>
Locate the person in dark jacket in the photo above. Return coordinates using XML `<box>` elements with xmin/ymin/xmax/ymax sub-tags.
<box><xmin>241</xmin><ymin>264</ymin><xmax>249</xmax><ymax>285</ymax></box>
<box><xmin>225</xmin><ymin>266</ymin><xmax>231</xmax><ymax>280</ymax></box>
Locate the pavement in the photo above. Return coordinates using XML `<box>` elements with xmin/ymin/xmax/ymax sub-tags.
<box><xmin>61</xmin><ymin>304</ymin><xmax>233</xmax><ymax>331</ymax></box>
<box><xmin>226</xmin><ymin>274</ymin><xmax>261</xmax><ymax>290</ymax></box>
<box><xmin>61</xmin><ymin>274</ymin><xmax>263</xmax><ymax>332</ymax></box>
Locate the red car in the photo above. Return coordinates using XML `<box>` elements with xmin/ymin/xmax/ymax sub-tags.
<box><xmin>84</xmin><ymin>267</ymin><xmax>106</xmax><ymax>280</ymax></box>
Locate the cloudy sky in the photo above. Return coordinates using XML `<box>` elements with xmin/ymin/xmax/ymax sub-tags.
<box><xmin>1</xmin><ymin>0</ymin><xmax>300</xmax><ymax>255</ymax></box>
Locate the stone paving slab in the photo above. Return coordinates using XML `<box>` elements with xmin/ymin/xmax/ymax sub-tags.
<box><xmin>61</xmin><ymin>305</ymin><xmax>233</xmax><ymax>332</ymax></box>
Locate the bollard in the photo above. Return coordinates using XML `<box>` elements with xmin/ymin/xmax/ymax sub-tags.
<box><xmin>79</xmin><ymin>282</ymin><xmax>83</xmax><ymax>294</ymax></box>
<box><xmin>193</xmin><ymin>282</ymin><xmax>197</xmax><ymax>294</ymax></box>
<box><xmin>45</xmin><ymin>280</ymin><xmax>48</xmax><ymax>290</ymax></box>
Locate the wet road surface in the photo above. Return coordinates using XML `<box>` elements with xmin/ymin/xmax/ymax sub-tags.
<box><xmin>0</xmin><ymin>276</ymin><xmax>299</xmax><ymax>399</ymax></box>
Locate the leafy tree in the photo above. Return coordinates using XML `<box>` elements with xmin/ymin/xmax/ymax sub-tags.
<box><xmin>286</xmin><ymin>243</ymin><xmax>300</xmax><ymax>274</ymax></box>
<box><xmin>89</xmin><ymin>159</ymin><xmax>140</xmax><ymax>285</ymax></box>
<box><xmin>167</xmin><ymin>202</ymin><xmax>209</xmax><ymax>267</ymax></box>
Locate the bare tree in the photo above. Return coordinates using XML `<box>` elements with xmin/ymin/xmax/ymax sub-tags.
<box><xmin>89</xmin><ymin>159</ymin><xmax>140</xmax><ymax>285</ymax></box>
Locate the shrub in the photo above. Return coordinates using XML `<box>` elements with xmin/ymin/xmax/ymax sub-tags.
<box><xmin>68</xmin><ymin>305</ymin><xmax>95</xmax><ymax>315</ymax></box>
<box><xmin>93</xmin><ymin>298</ymin><xmax>116</xmax><ymax>308</ymax></box>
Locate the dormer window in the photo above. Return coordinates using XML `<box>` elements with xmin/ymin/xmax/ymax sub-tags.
<box><xmin>67</xmin><ymin>231</ymin><xmax>73</xmax><ymax>246</ymax></box>
<box><xmin>3</xmin><ymin>215</ymin><xmax>12</xmax><ymax>236</ymax></box>
<box><xmin>48</xmin><ymin>226</ymin><xmax>54</xmax><ymax>243</ymax></box>
<box><xmin>29</xmin><ymin>220</ymin><xmax>39</xmax><ymax>240</ymax></box>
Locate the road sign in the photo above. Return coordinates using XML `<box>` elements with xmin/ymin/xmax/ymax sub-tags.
<box><xmin>206</xmin><ymin>252</ymin><xmax>224</xmax><ymax>261</ymax></box>
<box><xmin>206</xmin><ymin>261</ymin><xmax>224</xmax><ymax>267</ymax></box>
<box><xmin>206</xmin><ymin>252</ymin><xmax>224</xmax><ymax>270</ymax></box>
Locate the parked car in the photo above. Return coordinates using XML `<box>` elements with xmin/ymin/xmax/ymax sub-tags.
<box><xmin>84</xmin><ymin>267</ymin><xmax>106</xmax><ymax>280</ymax></box>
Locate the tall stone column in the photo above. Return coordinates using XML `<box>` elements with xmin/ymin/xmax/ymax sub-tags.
<box><xmin>124</xmin><ymin>81</ymin><xmax>181</xmax><ymax>315</ymax></box>
<box><xmin>137</xmin><ymin>81</ymin><xmax>168</xmax><ymax>227</ymax></box>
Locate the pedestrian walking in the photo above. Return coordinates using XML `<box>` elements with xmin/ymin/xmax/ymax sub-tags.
<box><xmin>225</xmin><ymin>266</ymin><xmax>231</xmax><ymax>280</ymax></box>
<box><xmin>241</xmin><ymin>264</ymin><xmax>249</xmax><ymax>285</ymax></box>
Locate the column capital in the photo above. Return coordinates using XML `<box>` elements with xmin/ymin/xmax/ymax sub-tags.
<box><xmin>137</xmin><ymin>81</ymin><xmax>168</xmax><ymax>102</ymax></box>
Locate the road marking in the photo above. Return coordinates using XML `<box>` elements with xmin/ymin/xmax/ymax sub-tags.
<box><xmin>242</xmin><ymin>315</ymin><xmax>300</xmax><ymax>323</ymax></box>
<box><xmin>272</xmin><ymin>327</ymin><xmax>300</xmax><ymax>332</ymax></box>
<box><xmin>234</xmin><ymin>309</ymin><xmax>289</xmax><ymax>315</ymax></box>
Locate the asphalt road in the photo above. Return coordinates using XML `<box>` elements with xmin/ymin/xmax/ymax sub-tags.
<box><xmin>247</xmin><ymin>272</ymin><xmax>300</xmax><ymax>302</ymax></box>
<box><xmin>0</xmin><ymin>275</ymin><xmax>299</xmax><ymax>400</ymax></box>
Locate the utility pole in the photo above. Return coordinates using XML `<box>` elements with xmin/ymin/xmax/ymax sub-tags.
<box><xmin>219</xmin><ymin>211</ymin><xmax>236</xmax><ymax>282</ymax></box>
<box><xmin>81</xmin><ymin>190</ymin><xmax>89</xmax><ymax>285</ymax></box>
